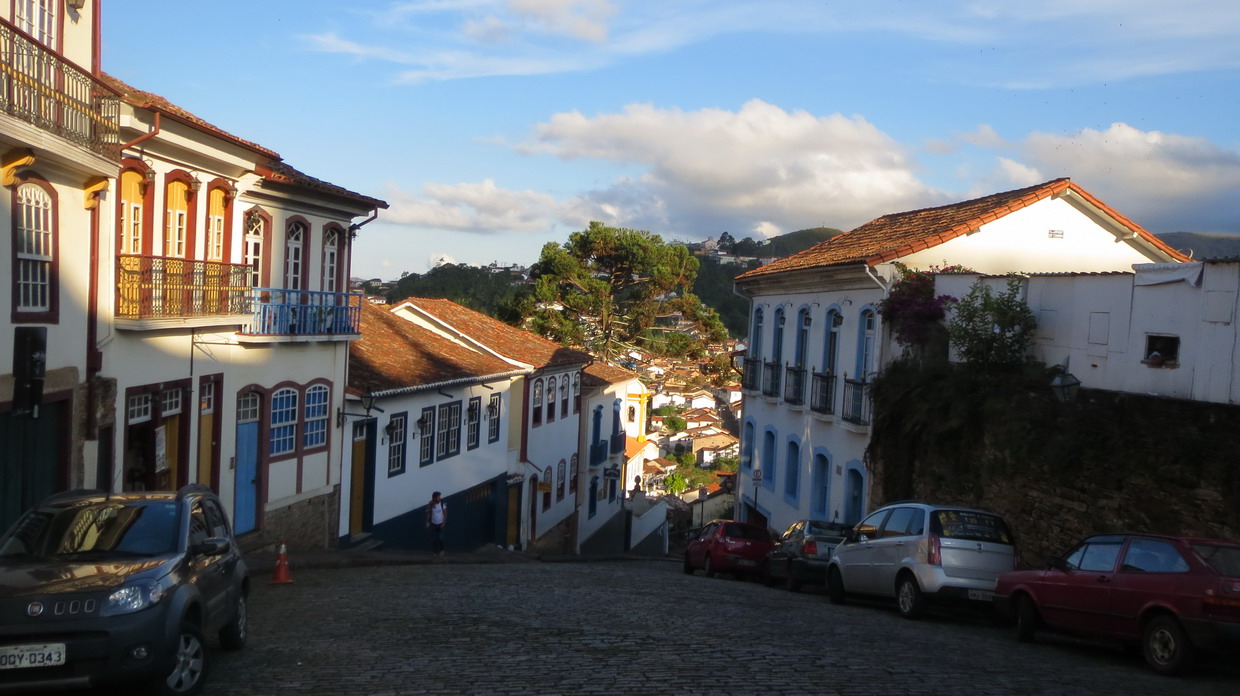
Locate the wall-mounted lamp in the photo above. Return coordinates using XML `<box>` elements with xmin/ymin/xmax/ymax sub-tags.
<box><xmin>187</xmin><ymin>176</ymin><xmax>202</xmax><ymax>193</ymax></box>
<box><xmin>417</xmin><ymin>414</ymin><xmax>432</xmax><ymax>436</ymax></box>
<box><xmin>336</xmin><ymin>391</ymin><xmax>384</xmax><ymax>427</ymax></box>
<box><xmin>1049</xmin><ymin>360</ymin><xmax>1081</xmax><ymax>404</ymax></box>
<box><xmin>384</xmin><ymin>421</ymin><xmax>397</xmax><ymax>439</ymax></box>
<box><xmin>487</xmin><ymin>401</ymin><xmax>499</xmax><ymax>420</ymax></box>
<box><xmin>468</xmin><ymin>402</ymin><xmax>480</xmax><ymax>421</ymax></box>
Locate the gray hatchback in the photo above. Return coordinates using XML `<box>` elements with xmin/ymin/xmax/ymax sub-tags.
<box><xmin>826</xmin><ymin>502</ymin><xmax>1015</xmax><ymax>618</ymax></box>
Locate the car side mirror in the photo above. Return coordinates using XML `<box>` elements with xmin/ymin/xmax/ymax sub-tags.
<box><xmin>194</xmin><ymin>538</ymin><xmax>229</xmax><ymax>557</ymax></box>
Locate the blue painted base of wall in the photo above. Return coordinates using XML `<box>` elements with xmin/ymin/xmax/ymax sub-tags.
<box><xmin>343</xmin><ymin>473</ymin><xmax>510</xmax><ymax>552</ymax></box>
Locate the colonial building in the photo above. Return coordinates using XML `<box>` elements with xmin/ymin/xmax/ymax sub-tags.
<box><xmin>732</xmin><ymin>179</ymin><xmax>1187</xmax><ymax>533</ymax></box>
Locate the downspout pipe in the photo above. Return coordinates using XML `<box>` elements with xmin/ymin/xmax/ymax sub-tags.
<box><xmin>120</xmin><ymin>112</ymin><xmax>161</xmax><ymax>155</ymax></box>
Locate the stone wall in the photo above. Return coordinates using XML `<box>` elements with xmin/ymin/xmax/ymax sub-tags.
<box><xmin>244</xmin><ymin>487</ymin><xmax>341</xmax><ymax>552</ymax></box>
<box><xmin>869</xmin><ymin>384</ymin><xmax>1240</xmax><ymax>568</ymax></box>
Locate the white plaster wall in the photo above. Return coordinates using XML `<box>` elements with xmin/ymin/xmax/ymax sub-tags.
<box><xmin>526</xmin><ymin>368</ymin><xmax>583</xmax><ymax>537</ymax></box>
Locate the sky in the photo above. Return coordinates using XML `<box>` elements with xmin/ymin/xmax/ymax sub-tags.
<box><xmin>103</xmin><ymin>1</ymin><xmax>1240</xmax><ymax>279</ymax></box>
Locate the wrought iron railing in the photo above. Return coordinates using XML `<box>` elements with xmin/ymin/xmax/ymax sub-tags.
<box><xmin>0</xmin><ymin>21</ymin><xmax>120</xmax><ymax>157</ymax></box>
<box><xmin>810</xmin><ymin>372</ymin><xmax>836</xmax><ymax>415</ymax></box>
<box><xmin>762</xmin><ymin>361</ymin><xmax>781</xmax><ymax>398</ymax></box>
<box><xmin>784</xmin><ymin>366</ymin><xmax>805</xmax><ymax>405</ymax></box>
<box><xmin>610</xmin><ymin>431</ymin><xmax>626</xmax><ymax>456</ymax></box>
<box><xmin>590</xmin><ymin>440</ymin><xmax>610</xmax><ymax>467</ymax></box>
<box><xmin>116</xmin><ymin>255</ymin><xmax>251</xmax><ymax>319</ymax></box>
<box><xmin>245</xmin><ymin>288</ymin><xmax>362</xmax><ymax>336</ymax></box>
<box><xmin>741</xmin><ymin>357</ymin><xmax>761</xmax><ymax>391</ymax></box>
<box><xmin>842</xmin><ymin>378</ymin><xmax>871</xmax><ymax>426</ymax></box>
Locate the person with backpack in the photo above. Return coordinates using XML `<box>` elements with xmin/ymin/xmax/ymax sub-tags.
<box><xmin>426</xmin><ymin>491</ymin><xmax>447</xmax><ymax>556</ymax></box>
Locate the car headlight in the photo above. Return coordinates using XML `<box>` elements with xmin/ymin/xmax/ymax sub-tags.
<box><xmin>100</xmin><ymin>577</ymin><xmax>169</xmax><ymax>617</ymax></box>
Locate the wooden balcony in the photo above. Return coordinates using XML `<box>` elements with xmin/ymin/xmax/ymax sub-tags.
<box><xmin>0</xmin><ymin>20</ymin><xmax>120</xmax><ymax>157</ymax></box>
<box><xmin>242</xmin><ymin>288</ymin><xmax>361</xmax><ymax>340</ymax></box>
<box><xmin>116</xmin><ymin>255</ymin><xmax>251</xmax><ymax>329</ymax></box>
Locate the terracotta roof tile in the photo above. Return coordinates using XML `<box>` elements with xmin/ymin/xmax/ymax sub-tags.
<box><xmin>582</xmin><ymin>361</ymin><xmax>640</xmax><ymax>387</ymax></box>
<box><xmin>736</xmin><ymin>178</ymin><xmax>1187</xmax><ymax>281</ymax></box>
<box><xmin>348</xmin><ymin>302</ymin><xmax>518</xmax><ymax>395</ymax></box>
<box><xmin>401</xmin><ymin>298</ymin><xmax>592</xmax><ymax>370</ymax></box>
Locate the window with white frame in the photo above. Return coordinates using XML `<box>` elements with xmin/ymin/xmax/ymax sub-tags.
<box><xmin>531</xmin><ymin>378</ymin><xmax>543</xmax><ymax>427</ymax></box>
<box><xmin>237</xmin><ymin>392</ymin><xmax>260</xmax><ymax>423</ymax></box>
<box><xmin>244</xmin><ymin>211</ymin><xmax>265</xmax><ymax>287</ymax></box>
<box><xmin>285</xmin><ymin>221</ymin><xmax>305</xmax><ymax>291</ymax></box>
<box><xmin>559</xmin><ymin>377</ymin><xmax>569</xmax><ymax>418</ymax></box>
<box><xmin>557</xmin><ymin>459</ymin><xmax>566</xmax><ymax>501</ymax></box>
<box><xmin>15</xmin><ymin>182</ymin><xmax>54</xmax><ymax>314</ymax></box>
<box><xmin>322</xmin><ymin>228</ymin><xmax>339</xmax><ymax>292</ymax></box>
<box><xmin>466</xmin><ymin>397</ymin><xmax>481</xmax><ymax>450</ymax></box>
<box><xmin>387</xmin><ymin>413</ymin><xmax>407</xmax><ymax>476</ymax></box>
<box><xmin>418</xmin><ymin>407</ymin><xmax>435</xmax><ymax>465</ymax></box>
<box><xmin>161</xmin><ymin>389</ymin><xmax>182</xmax><ymax>416</ymax></box>
<box><xmin>436</xmin><ymin>401</ymin><xmax>461</xmax><ymax>459</ymax></box>
<box><xmin>860</xmin><ymin>309</ymin><xmax>876</xmax><ymax>377</ymax></box>
<box><xmin>572</xmin><ymin>372</ymin><xmax>581</xmax><ymax>413</ymax></box>
<box><xmin>199</xmin><ymin>381</ymin><xmax>215</xmax><ymax>414</ymax></box>
<box><xmin>487</xmin><ymin>394</ymin><xmax>501</xmax><ymax>443</ymax></box>
<box><xmin>127</xmin><ymin>394</ymin><xmax>152</xmax><ymax>424</ymax></box>
<box><xmin>164</xmin><ymin>180</ymin><xmax>188</xmax><ymax>258</ymax></box>
<box><xmin>543</xmin><ymin>467</ymin><xmax>553</xmax><ymax>510</ymax></box>
<box><xmin>206</xmin><ymin>189</ymin><xmax>226</xmax><ymax>262</ymax></box>
<box><xmin>270</xmin><ymin>388</ymin><xmax>298</xmax><ymax>456</ymax></box>
<box><xmin>545</xmin><ymin>377</ymin><xmax>556</xmax><ymax>423</ymax></box>
<box><xmin>15</xmin><ymin>0</ymin><xmax>57</xmax><ymax>46</ymax></box>
<box><xmin>303</xmin><ymin>385</ymin><xmax>329</xmax><ymax>449</ymax></box>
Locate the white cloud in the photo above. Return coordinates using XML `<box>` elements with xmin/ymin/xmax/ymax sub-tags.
<box><xmin>1021</xmin><ymin>123</ymin><xmax>1240</xmax><ymax>232</ymax></box>
<box><xmin>382</xmin><ymin>179</ymin><xmax>562</xmax><ymax>232</ymax></box>
<box><xmin>510</xmin><ymin>0</ymin><xmax>617</xmax><ymax>42</ymax></box>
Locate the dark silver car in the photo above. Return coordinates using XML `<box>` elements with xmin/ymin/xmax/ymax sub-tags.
<box><xmin>0</xmin><ymin>485</ymin><xmax>249</xmax><ymax>695</ymax></box>
<box><xmin>826</xmin><ymin>502</ymin><xmax>1015</xmax><ymax>618</ymax></box>
<box><xmin>764</xmin><ymin>520</ymin><xmax>849</xmax><ymax>592</ymax></box>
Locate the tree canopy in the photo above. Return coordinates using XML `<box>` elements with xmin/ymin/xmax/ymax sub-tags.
<box><xmin>522</xmin><ymin>222</ymin><xmax>728</xmax><ymax>361</ymax></box>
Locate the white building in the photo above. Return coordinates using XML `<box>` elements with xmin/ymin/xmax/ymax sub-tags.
<box><xmin>732</xmin><ymin>179</ymin><xmax>1187</xmax><ymax>534</ymax></box>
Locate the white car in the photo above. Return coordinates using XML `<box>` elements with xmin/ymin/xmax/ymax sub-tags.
<box><xmin>826</xmin><ymin>502</ymin><xmax>1015</xmax><ymax>618</ymax></box>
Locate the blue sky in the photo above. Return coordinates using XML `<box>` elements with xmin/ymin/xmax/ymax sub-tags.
<box><xmin>104</xmin><ymin>1</ymin><xmax>1240</xmax><ymax>279</ymax></box>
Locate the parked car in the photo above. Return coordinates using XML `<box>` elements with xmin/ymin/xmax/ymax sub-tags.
<box><xmin>994</xmin><ymin>533</ymin><xmax>1240</xmax><ymax>675</ymax></box>
<box><xmin>826</xmin><ymin>502</ymin><xmax>1015</xmax><ymax>618</ymax></box>
<box><xmin>764</xmin><ymin>519</ymin><xmax>849</xmax><ymax>592</ymax></box>
<box><xmin>0</xmin><ymin>485</ymin><xmax>249</xmax><ymax>695</ymax></box>
<box><xmin>683</xmin><ymin>520</ymin><xmax>773</xmax><ymax>579</ymax></box>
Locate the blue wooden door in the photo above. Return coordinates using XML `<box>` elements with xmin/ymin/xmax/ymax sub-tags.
<box><xmin>845</xmin><ymin>468</ymin><xmax>864</xmax><ymax>525</ymax></box>
<box><xmin>234</xmin><ymin>394</ymin><xmax>260</xmax><ymax>535</ymax></box>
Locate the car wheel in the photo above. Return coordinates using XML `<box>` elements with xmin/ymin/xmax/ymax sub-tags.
<box><xmin>826</xmin><ymin>567</ymin><xmax>846</xmax><ymax>605</ymax></box>
<box><xmin>683</xmin><ymin>553</ymin><xmax>694</xmax><ymax>575</ymax></box>
<box><xmin>703</xmin><ymin>554</ymin><xmax>716</xmax><ymax>578</ymax></box>
<box><xmin>1015</xmin><ymin>595</ymin><xmax>1038</xmax><ymax>643</ymax></box>
<box><xmin>895</xmin><ymin>575</ymin><xmax>926</xmax><ymax>619</ymax></box>
<box><xmin>218</xmin><ymin>593</ymin><xmax>248</xmax><ymax>651</ymax></box>
<box><xmin>785</xmin><ymin>562</ymin><xmax>802</xmax><ymax>593</ymax></box>
<box><xmin>1143</xmin><ymin>615</ymin><xmax>1194</xmax><ymax>676</ymax></box>
<box><xmin>153</xmin><ymin>621</ymin><xmax>206</xmax><ymax>696</ymax></box>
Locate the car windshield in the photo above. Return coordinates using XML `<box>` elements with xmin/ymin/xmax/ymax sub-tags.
<box><xmin>806</xmin><ymin>522</ymin><xmax>848</xmax><ymax>537</ymax></box>
<box><xmin>931</xmin><ymin>510</ymin><xmax>1012</xmax><ymax>545</ymax></box>
<box><xmin>1191</xmin><ymin>543</ymin><xmax>1240</xmax><ymax>577</ymax></box>
<box><xmin>0</xmin><ymin>500</ymin><xmax>179</xmax><ymax>559</ymax></box>
<box><xmin>723</xmin><ymin>524</ymin><xmax>767</xmax><ymax>540</ymax></box>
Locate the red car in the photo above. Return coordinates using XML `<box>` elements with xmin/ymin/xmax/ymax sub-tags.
<box><xmin>684</xmin><ymin>520</ymin><xmax>773</xmax><ymax>579</ymax></box>
<box><xmin>994</xmin><ymin>533</ymin><xmax>1240</xmax><ymax>675</ymax></box>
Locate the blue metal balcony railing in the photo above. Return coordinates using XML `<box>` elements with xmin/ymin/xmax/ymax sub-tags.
<box><xmin>762</xmin><ymin>361</ymin><xmax>781</xmax><ymax>398</ymax></box>
<box><xmin>610</xmin><ymin>431</ymin><xmax>625</xmax><ymax>456</ymax></box>
<box><xmin>0</xmin><ymin>20</ymin><xmax>120</xmax><ymax>157</ymax></box>
<box><xmin>810</xmin><ymin>372</ymin><xmax>836</xmax><ymax>415</ymax></box>
<box><xmin>784</xmin><ymin>366</ymin><xmax>806</xmax><ymax>405</ymax></box>
<box><xmin>590</xmin><ymin>440</ymin><xmax>610</xmax><ymax>467</ymax></box>
<box><xmin>842</xmin><ymin>378</ymin><xmax>871</xmax><ymax>426</ymax></box>
<box><xmin>244</xmin><ymin>288</ymin><xmax>361</xmax><ymax>336</ymax></box>
<box><xmin>742</xmin><ymin>357</ymin><xmax>762</xmax><ymax>391</ymax></box>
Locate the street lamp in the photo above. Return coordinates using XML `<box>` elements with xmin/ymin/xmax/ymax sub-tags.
<box><xmin>1049</xmin><ymin>360</ymin><xmax>1081</xmax><ymax>403</ymax></box>
<box><xmin>336</xmin><ymin>391</ymin><xmax>384</xmax><ymax>426</ymax></box>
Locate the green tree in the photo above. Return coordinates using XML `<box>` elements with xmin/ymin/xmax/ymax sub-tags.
<box><xmin>947</xmin><ymin>276</ymin><xmax>1037</xmax><ymax>366</ymax></box>
<box><xmin>717</xmin><ymin>231</ymin><xmax>736</xmax><ymax>253</ymax></box>
<box><xmin>524</xmin><ymin>222</ymin><xmax>727</xmax><ymax>360</ymax></box>
<box><xmin>664</xmin><ymin>471</ymin><xmax>688</xmax><ymax>495</ymax></box>
<box><xmin>664</xmin><ymin>415</ymin><xmax>687</xmax><ymax>433</ymax></box>
<box><xmin>712</xmin><ymin>455</ymin><xmax>739</xmax><ymax>473</ymax></box>
<box><xmin>387</xmin><ymin>263</ymin><xmax>522</xmax><ymax>316</ymax></box>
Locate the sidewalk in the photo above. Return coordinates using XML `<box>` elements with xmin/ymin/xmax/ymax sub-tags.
<box><xmin>243</xmin><ymin>544</ymin><xmax>540</xmax><ymax>577</ymax></box>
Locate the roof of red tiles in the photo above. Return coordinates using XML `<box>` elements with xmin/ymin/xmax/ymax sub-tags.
<box><xmin>348</xmin><ymin>302</ymin><xmax>519</xmax><ymax>395</ymax></box>
<box><xmin>102</xmin><ymin>73</ymin><xmax>386</xmax><ymax>210</ymax></box>
<box><xmin>582</xmin><ymin>361</ymin><xmax>640</xmax><ymax>387</ymax></box>
<box><xmin>399</xmin><ymin>297</ymin><xmax>593</xmax><ymax>370</ymax></box>
<box><xmin>736</xmin><ymin>178</ymin><xmax>1187</xmax><ymax>281</ymax></box>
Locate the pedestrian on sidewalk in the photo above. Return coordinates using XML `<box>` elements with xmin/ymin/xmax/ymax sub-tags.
<box><xmin>426</xmin><ymin>491</ymin><xmax>447</xmax><ymax>556</ymax></box>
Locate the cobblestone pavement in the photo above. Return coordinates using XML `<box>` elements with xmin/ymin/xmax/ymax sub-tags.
<box><xmin>164</xmin><ymin>559</ymin><xmax>1236</xmax><ymax>695</ymax></box>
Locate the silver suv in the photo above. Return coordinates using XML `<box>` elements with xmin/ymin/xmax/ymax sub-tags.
<box><xmin>825</xmin><ymin>502</ymin><xmax>1015</xmax><ymax>618</ymax></box>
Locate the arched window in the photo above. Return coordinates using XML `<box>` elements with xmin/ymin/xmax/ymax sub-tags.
<box><xmin>784</xmin><ymin>439</ymin><xmax>800</xmax><ymax>501</ymax></box>
<box><xmin>303</xmin><ymin>385</ymin><xmax>329</xmax><ymax>449</ymax></box>
<box><xmin>559</xmin><ymin>375</ymin><xmax>569</xmax><ymax>418</ymax></box>
<box><xmin>823</xmin><ymin>309</ymin><xmax>842</xmax><ymax>375</ymax></box>
<box><xmin>322</xmin><ymin>226</ymin><xmax>341</xmax><ymax>292</ymax></box>
<box><xmin>859</xmin><ymin>309</ymin><xmax>876</xmax><ymax>377</ymax></box>
<box><xmin>119</xmin><ymin>168</ymin><xmax>147</xmax><ymax>255</ymax></box>
<box><xmin>741</xmin><ymin>421</ymin><xmax>754</xmax><ymax>470</ymax></box>
<box><xmin>761</xmin><ymin>428</ymin><xmax>776</xmax><ymax>490</ymax></box>
<box><xmin>270</xmin><ymin>387</ymin><xmax>298</xmax><ymax>456</ymax></box>
<box><xmin>14</xmin><ymin>180</ymin><xmax>55</xmax><ymax>317</ymax></box>
<box><xmin>285</xmin><ymin>221</ymin><xmax>305</xmax><ymax>291</ymax></box>
<box><xmin>557</xmin><ymin>459</ymin><xmax>566</xmax><ymax>501</ymax></box>
<box><xmin>244</xmin><ymin>210</ymin><xmax>267</xmax><ymax>287</ymax></box>
<box><xmin>570</xmin><ymin>454</ymin><xmax>579</xmax><ymax>493</ymax></box>
<box><xmin>545</xmin><ymin>376</ymin><xmax>556</xmax><ymax>423</ymax></box>
<box><xmin>531</xmin><ymin>378</ymin><xmax>543</xmax><ymax>427</ymax></box>
<box><xmin>750</xmin><ymin>308</ymin><xmax>764</xmax><ymax>358</ymax></box>
<box><xmin>811</xmin><ymin>452</ymin><xmax>831</xmax><ymax>518</ymax></box>
<box><xmin>164</xmin><ymin>179</ymin><xmax>189</xmax><ymax>258</ymax></box>
<box><xmin>206</xmin><ymin>187</ymin><xmax>227</xmax><ymax>262</ymax></box>
<box><xmin>543</xmin><ymin>466</ymin><xmax>553</xmax><ymax>510</ymax></box>
<box><xmin>772</xmin><ymin>307</ymin><xmax>786</xmax><ymax>364</ymax></box>
<box><xmin>572</xmin><ymin>371</ymin><xmax>581</xmax><ymax>413</ymax></box>
<box><xmin>795</xmin><ymin>307</ymin><xmax>811</xmax><ymax>368</ymax></box>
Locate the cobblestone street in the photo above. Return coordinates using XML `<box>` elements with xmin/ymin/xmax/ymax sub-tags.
<box><xmin>182</xmin><ymin>559</ymin><xmax>1238</xmax><ymax>695</ymax></box>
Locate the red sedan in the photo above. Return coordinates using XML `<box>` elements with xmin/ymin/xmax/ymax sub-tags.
<box><xmin>684</xmin><ymin>520</ymin><xmax>773</xmax><ymax>579</ymax></box>
<box><xmin>994</xmin><ymin>533</ymin><xmax>1240</xmax><ymax>675</ymax></box>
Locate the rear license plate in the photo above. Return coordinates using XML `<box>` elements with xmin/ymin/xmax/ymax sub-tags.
<box><xmin>967</xmin><ymin>589</ymin><xmax>994</xmax><ymax>602</ymax></box>
<box><xmin>736</xmin><ymin>559</ymin><xmax>756</xmax><ymax>567</ymax></box>
<box><xmin>0</xmin><ymin>643</ymin><xmax>66</xmax><ymax>670</ymax></box>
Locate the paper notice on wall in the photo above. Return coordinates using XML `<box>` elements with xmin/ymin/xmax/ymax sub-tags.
<box><xmin>155</xmin><ymin>425</ymin><xmax>168</xmax><ymax>473</ymax></box>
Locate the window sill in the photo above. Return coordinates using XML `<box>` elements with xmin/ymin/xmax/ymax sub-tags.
<box><xmin>1141</xmin><ymin>359</ymin><xmax>1179</xmax><ymax>369</ymax></box>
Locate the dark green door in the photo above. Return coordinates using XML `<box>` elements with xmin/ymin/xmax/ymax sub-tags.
<box><xmin>0</xmin><ymin>401</ymin><xmax>64</xmax><ymax>531</ymax></box>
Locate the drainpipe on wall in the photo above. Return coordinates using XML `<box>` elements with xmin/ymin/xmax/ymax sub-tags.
<box><xmin>120</xmin><ymin>112</ymin><xmax>161</xmax><ymax>155</ymax></box>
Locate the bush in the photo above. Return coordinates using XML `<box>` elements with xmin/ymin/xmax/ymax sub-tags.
<box><xmin>947</xmin><ymin>276</ymin><xmax>1036</xmax><ymax>366</ymax></box>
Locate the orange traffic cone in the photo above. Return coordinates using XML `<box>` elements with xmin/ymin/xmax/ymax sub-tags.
<box><xmin>270</xmin><ymin>541</ymin><xmax>293</xmax><ymax>584</ymax></box>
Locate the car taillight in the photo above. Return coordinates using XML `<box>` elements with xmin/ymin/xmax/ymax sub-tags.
<box><xmin>1205</xmin><ymin>583</ymin><xmax>1240</xmax><ymax>617</ymax></box>
<box><xmin>928</xmin><ymin>533</ymin><xmax>941</xmax><ymax>566</ymax></box>
<box><xmin>803</xmin><ymin>540</ymin><xmax>818</xmax><ymax>556</ymax></box>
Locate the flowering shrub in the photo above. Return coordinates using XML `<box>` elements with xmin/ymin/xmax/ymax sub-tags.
<box><xmin>877</xmin><ymin>263</ymin><xmax>962</xmax><ymax>349</ymax></box>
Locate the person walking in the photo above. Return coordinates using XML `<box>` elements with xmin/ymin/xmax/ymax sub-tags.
<box><xmin>426</xmin><ymin>491</ymin><xmax>447</xmax><ymax>556</ymax></box>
